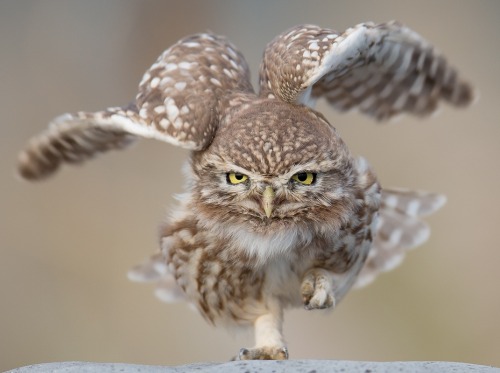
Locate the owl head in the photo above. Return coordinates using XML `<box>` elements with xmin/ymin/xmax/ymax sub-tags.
<box><xmin>17</xmin><ymin>24</ymin><xmax>473</xmax><ymax>241</ymax></box>
<box><xmin>189</xmin><ymin>97</ymin><xmax>358</xmax><ymax>239</ymax></box>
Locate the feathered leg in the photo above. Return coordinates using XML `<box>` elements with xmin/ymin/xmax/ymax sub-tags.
<box><xmin>238</xmin><ymin>300</ymin><xmax>288</xmax><ymax>360</ymax></box>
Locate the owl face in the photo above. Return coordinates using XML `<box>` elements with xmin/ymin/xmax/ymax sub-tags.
<box><xmin>190</xmin><ymin>98</ymin><xmax>357</xmax><ymax>238</ymax></box>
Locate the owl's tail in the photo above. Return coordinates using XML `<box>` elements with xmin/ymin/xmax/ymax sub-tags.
<box><xmin>127</xmin><ymin>253</ymin><xmax>186</xmax><ymax>303</ymax></box>
<box><xmin>354</xmin><ymin>188</ymin><xmax>446</xmax><ymax>289</ymax></box>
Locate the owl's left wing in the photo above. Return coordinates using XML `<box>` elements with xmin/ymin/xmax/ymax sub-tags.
<box><xmin>354</xmin><ymin>188</ymin><xmax>446</xmax><ymax>288</ymax></box>
<box><xmin>18</xmin><ymin>33</ymin><xmax>253</xmax><ymax>180</ymax></box>
<box><xmin>259</xmin><ymin>22</ymin><xmax>474</xmax><ymax>120</ymax></box>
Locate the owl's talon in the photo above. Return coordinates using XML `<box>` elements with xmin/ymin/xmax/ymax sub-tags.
<box><xmin>238</xmin><ymin>348</ymin><xmax>250</xmax><ymax>360</ymax></box>
<box><xmin>280</xmin><ymin>346</ymin><xmax>289</xmax><ymax>360</ymax></box>
<box><xmin>301</xmin><ymin>269</ymin><xmax>335</xmax><ymax>310</ymax></box>
<box><xmin>304</xmin><ymin>290</ymin><xmax>335</xmax><ymax>310</ymax></box>
<box><xmin>237</xmin><ymin>346</ymin><xmax>288</xmax><ymax>360</ymax></box>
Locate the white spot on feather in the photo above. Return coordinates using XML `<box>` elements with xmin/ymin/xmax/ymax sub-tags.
<box><xmin>179</xmin><ymin>61</ymin><xmax>195</xmax><ymax>70</ymax></box>
<box><xmin>384</xmin><ymin>194</ymin><xmax>398</xmax><ymax>208</ymax></box>
<box><xmin>210</xmin><ymin>77</ymin><xmax>222</xmax><ymax>87</ymax></box>
<box><xmin>165</xmin><ymin>98</ymin><xmax>179</xmax><ymax>121</ymax></box>
<box><xmin>159</xmin><ymin>118</ymin><xmax>170</xmax><ymax>129</ymax></box>
<box><xmin>139</xmin><ymin>107</ymin><xmax>148</xmax><ymax>119</ymax></box>
<box><xmin>140</xmin><ymin>72</ymin><xmax>151</xmax><ymax>86</ymax></box>
<box><xmin>150</xmin><ymin>77</ymin><xmax>160</xmax><ymax>89</ymax></box>
<box><xmin>309</xmin><ymin>42</ymin><xmax>319</xmax><ymax>51</ymax></box>
<box><xmin>411</xmin><ymin>226</ymin><xmax>430</xmax><ymax>247</ymax></box>
<box><xmin>229</xmin><ymin>59</ymin><xmax>239</xmax><ymax>69</ymax></box>
<box><xmin>165</xmin><ymin>63</ymin><xmax>178</xmax><ymax>72</ymax></box>
<box><xmin>175</xmin><ymin>82</ymin><xmax>187</xmax><ymax>91</ymax></box>
<box><xmin>153</xmin><ymin>261</ymin><xmax>168</xmax><ymax>275</ymax></box>
<box><xmin>406</xmin><ymin>200</ymin><xmax>421</xmax><ymax>216</ymax></box>
<box><xmin>154</xmin><ymin>106</ymin><xmax>165</xmax><ymax>114</ymax></box>
<box><xmin>184</xmin><ymin>41</ymin><xmax>200</xmax><ymax>48</ymax></box>
<box><xmin>173</xmin><ymin>117</ymin><xmax>183</xmax><ymax>129</ymax></box>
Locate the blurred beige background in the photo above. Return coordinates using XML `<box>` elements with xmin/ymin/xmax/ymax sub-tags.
<box><xmin>1</xmin><ymin>0</ymin><xmax>499</xmax><ymax>370</ymax></box>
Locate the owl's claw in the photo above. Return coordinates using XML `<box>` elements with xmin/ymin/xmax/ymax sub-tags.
<box><xmin>301</xmin><ymin>269</ymin><xmax>335</xmax><ymax>310</ymax></box>
<box><xmin>238</xmin><ymin>346</ymin><xmax>289</xmax><ymax>360</ymax></box>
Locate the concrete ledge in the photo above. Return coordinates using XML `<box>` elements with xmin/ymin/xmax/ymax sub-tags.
<box><xmin>6</xmin><ymin>360</ymin><xmax>500</xmax><ymax>373</ymax></box>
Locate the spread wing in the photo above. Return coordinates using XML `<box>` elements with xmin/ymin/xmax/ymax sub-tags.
<box><xmin>18</xmin><ymin>33</ymin><xmax>253</xmax><ymax>180</ymax></box>
<box><xmin>354</xmin><ymin>188</ymin><xmax>447</xmax><ymax>288</ymax></box>
<box><xmin>260</xmin><ymin>22</ymin><xmax>474</xmax><ymax>120</ymax></box>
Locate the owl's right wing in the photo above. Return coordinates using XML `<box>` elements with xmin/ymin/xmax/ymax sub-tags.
<box><xmin>354</xmin><ymin>188</ymin><xmax>447</xmax><ymax>288</ymax></box>
<box><xmin>18</xmin><ymin>33</ymin><xmax>253</xmax><ymax>180</ymax></box>
<box><xmin>259</xmin><ymin>22</ymin><xmax>474</xmax><ymax>120</ymax></box>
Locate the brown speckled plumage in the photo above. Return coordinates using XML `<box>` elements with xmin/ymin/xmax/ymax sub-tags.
<box><xmin>17</xmin><ymin>22</ymin><xmax>473</xmax><ymax>360</ymax></box>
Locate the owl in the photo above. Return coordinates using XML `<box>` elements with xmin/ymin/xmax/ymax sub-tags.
<box><xmin>18</xmin><ymin>22</ymin><xmax>473</xmax><ymax>360</ymax></box>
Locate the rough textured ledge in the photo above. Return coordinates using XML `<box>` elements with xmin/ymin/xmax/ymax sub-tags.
<box><xmin>7</xmin><ymin>360</ymin><xmax>500</xmax><ymax>373</ymax></box>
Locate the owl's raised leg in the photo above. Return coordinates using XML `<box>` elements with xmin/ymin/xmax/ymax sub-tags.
<box><xmin>238</xmin><ymin>303</ymin><xmax>288</xmax><ymax>360</ymax></box>
<box><xmin>301</xmin><ymin>268</ymin><xmax>335</xmax><ymax>310</ymax></box>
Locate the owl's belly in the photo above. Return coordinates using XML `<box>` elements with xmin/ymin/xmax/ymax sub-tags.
<box><xmin>164</xmin><ymin>217</ymin><xmax>372</xmax><ymax>326</ymax></box>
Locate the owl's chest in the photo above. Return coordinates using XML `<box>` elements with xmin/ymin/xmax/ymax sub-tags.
<box><xmin>163</xmin><ymin>206</ymin><xmax>375</xmax><ymax>323</ymax></box>
<box><xmin>253</xmin><ymin>226</ymin><xmax>371</xmax><ymax>293</ymax></box>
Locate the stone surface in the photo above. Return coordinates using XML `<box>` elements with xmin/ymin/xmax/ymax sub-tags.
<box><xmin>6</xmin><ymin>361</ymin><xmax>500</xmax><ymax>373</ymax></box>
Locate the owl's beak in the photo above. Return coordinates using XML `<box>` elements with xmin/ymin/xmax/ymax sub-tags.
<box><xmin>262</xmin><ymin>186</ymin><xmax>275</xmax><ymax>218</ymax></box>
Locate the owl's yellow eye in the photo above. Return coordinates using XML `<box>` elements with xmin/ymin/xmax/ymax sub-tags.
<box><xmin>291</xmin><ymin>172</ymin><xmax>316</xmax><ymax>185</ymax></box>
<box><xmin>227</xmin><ymin>172</ymin><xmax>249</xmax><ymax>184</ymax></box>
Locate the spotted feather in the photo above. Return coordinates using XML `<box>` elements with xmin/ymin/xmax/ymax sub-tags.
<box><xmin>260</xmin><ymin>22</ymin><xmax>474</xmax><ymax>120</ymax></box>
<box><xmin>18</xmin><ymin>33</ymin><xmax>253</xmax><ymax>180</ymax></box>
<box><xmin>355</xmin><ymin>188</ymin><xmax>446</xmax><ymax>288</ymax></box>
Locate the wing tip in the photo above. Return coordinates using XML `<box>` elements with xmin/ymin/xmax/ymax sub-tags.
<box><xmin>408</xmin><ymin>222</ymin><xmax>431</xmax><ymax>249</ymax></box>
<box><xmin>449</xmin><ymin>80</ymin><xmax>477</xmax><ymax>108</ymax></box>
<box><xmin>127</xmin><ymin>268</ymin><xmax>147</xmax><ymax>283</ymax></box>
<box><xmin>419</xmin><ymin>192</ymin><xmax>447</xmax><ymax>217</ymax></box>
<box><xmin>466</xmin><ymin>84</ymin><xmax>480</xmax><ymax>107</ymax></box>
<box><xmin>127</xmin><ymin>266</ymin><xmax>161</xmax><ymax>283</ymax></box>
<box><xmin>433</xmin><ymin>193</ymin><xmax>447</xmax><ymax>210</ymax></box>
<box><xmin>16</xmin><ymin>147</ymin><xmax>59</xmax><ymax>182</ymax></box>
<box><xmin>154</xmin><ymin>287</ymin><xmax>186</xmax><ymax>303</ymax></box>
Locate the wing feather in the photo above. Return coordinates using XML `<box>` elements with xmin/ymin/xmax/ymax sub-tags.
<box><xmin>18</xmin><ymin>33</ymin><xmax>253</xmax><ymax>180</ymax></box>
<box><xmin>260</xmin><ymin>22</ymin><xmax>474</xmax><ymax>120</ymax></box>
<box><xmin>354</xmin><ymin>188</ymin><xmax>446</xmax><ymax>288</ymax></box>
<box><xmin>18</xmin><ymin>108</ymin><xmax>139</xmax><ymax>180</ymax></box>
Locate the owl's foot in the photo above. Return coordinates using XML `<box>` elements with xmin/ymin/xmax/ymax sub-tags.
<box><xmin>238</xmin><ymin>346</ymin><xmax>289</xmax><ymax>360</ymax></box>
<box><xmin>301</xmin><ymin>268</ymin><xmax>335</xmax><ymax>310</ymax></box>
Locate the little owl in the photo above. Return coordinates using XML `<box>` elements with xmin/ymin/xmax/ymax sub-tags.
<box><xmin>18</xmin><ymin>22</ymin><xmax>473</xmax><ymax>360</ymax></box>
